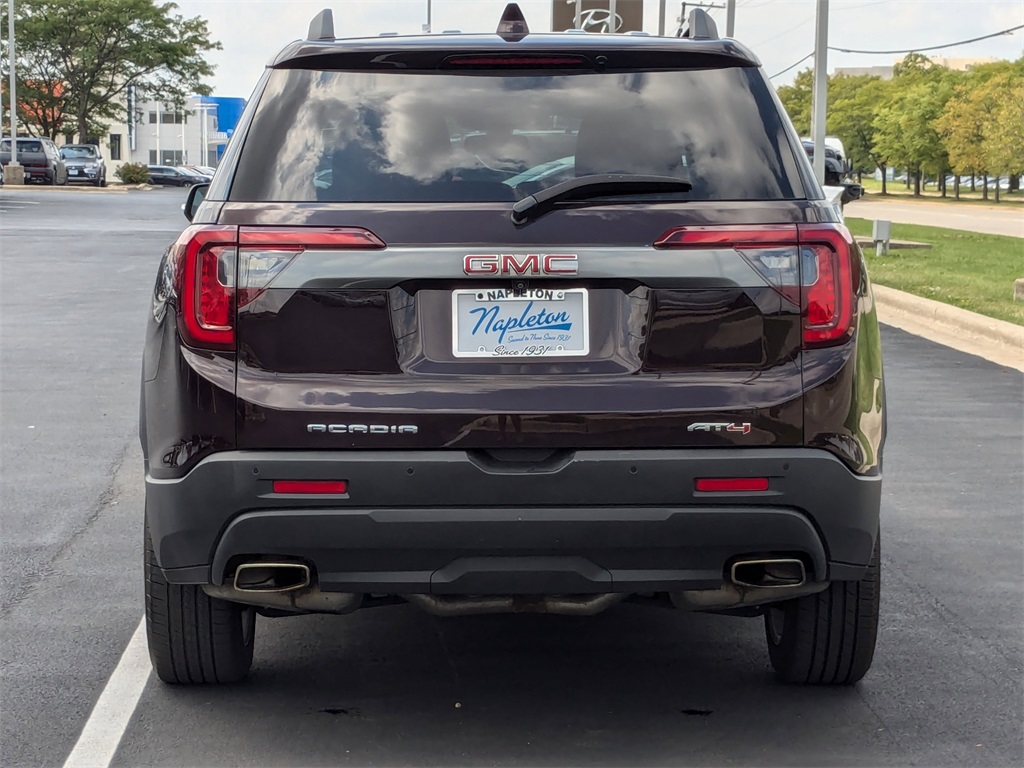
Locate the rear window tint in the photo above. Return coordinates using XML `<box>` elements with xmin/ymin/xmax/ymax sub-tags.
<box><xmin>230</xmin><ymin>67</ymin><xmax>803</xmax><ymax>203</ymax></box>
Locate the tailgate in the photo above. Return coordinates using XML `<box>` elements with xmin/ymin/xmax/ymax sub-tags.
<box><xmin>230</xmin><ymin>205</ymin><xmax>807</xmax><ymax>451</ymax></box>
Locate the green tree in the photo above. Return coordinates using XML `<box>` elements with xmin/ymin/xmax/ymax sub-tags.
<box><xmin>937</xmin><ymin>60</ymin><xmax>1023</xmax><ymax>201</ymax></box>
<box><xmin>873</xmin><ymin>55</ymin><xmax>957</xmax><ymax>196</ymax></box>
<box><xmin>6</xmin><ymin>0</ymin><xmax>219</xmax><ymax>142</ymax></box>
<box><xmin>776</xmin><ymin>68</ymin><xmax>813</xmax><ymax>137</ymax></box>
<box><xmin>827</xmin><ymin>74</ymin><xmax>890</xmax><ymax>189</ymax></box>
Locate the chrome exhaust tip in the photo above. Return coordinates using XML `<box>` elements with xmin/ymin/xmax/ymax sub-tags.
<box><xmin>730</xmin><ymin>558</ymin><xmax>806</xmax><ymax>589</ymax></box>
<box><xmin>233</xmin><ymin>562</ymin><xmax>311</xmax><ymax>593</ymax></box>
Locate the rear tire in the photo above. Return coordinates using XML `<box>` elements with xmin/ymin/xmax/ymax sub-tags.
<box><xmin>145</xmin><ymin>519</ymin><xmax>255</xmax><ymax>684</ymax></box>
<box><xmin>764</xmin><ymin>533</ymin><xmax>880</xmax><ymax>685</ymax></box>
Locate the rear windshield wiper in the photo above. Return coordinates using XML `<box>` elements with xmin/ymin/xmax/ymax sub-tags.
<box><xmin>511</xmin><ymin>173</ymin><xmax>693</xmax><ymax>225</ymax></box>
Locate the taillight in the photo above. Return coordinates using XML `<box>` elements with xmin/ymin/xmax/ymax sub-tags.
<box><xmin>172</xmin><ymin>225</ymin><xmax>385</xmax><ymax>350</ymax></box>
<box><xmin>654</xmin><ymin>223</ymin><xmax>857</xmax><ymax>349</ymax></box>
<box><xmin>798</xmin><ymin>224</ymin><xmax>857</xmax><ymax>347</ymax></box>
<box><xmin>174</xmin><ymin>225</ymin><xmax>238</xmax><ymax>350</ymax></box>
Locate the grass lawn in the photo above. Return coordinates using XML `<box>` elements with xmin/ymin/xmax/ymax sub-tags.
<box><xmin>858</xmin><ymin>178</ymin><xmax>1023</xmax><ymax>205</ymax></box>
<box><xmin>845</xmin><ymin>217</ymin><xmax>1024</xmax><ymax>326</ymax></box>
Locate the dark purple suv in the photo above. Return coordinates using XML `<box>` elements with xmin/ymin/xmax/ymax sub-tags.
<box><xmin>141</xmin><ymin>5</ymin><xmax>885</xmax><ymax>686</ymax></box>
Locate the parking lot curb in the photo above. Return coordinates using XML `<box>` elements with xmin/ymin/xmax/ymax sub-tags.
<box><xmin>873</xmin><ymin>284</ymin><xmax>1024</xmax><ymax>371</ymax></box>
<box><xmin>0</xmin><ymin>184</ymin><xmax>133</xmax><ymax>193</ymax></box>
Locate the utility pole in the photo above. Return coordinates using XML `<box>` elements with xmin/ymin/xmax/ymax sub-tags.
<box><xmin>424</xmin><ymin>0</ymin><xmax>431</xmax><ymax>33</ymax></box>
<box><xmin>5</xmin><ymin>0</ymin><xmax>23</xmax><ymax>184</ymax></box>
<box><xmin>811</xmin><ymin>0</ymin><xmax>829</xmax><ymax>185</ymax></box>
<box><xmin>658</xmin><ymin>0</ymin><xmax>666</xmax><ymax>35</ymax></box>
<box><xmin>725</xmin><ymin>0</ymin><xmax>735</xmax><ymax>37</ymax></box>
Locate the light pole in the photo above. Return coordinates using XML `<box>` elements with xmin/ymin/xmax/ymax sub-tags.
<box><xmin>195</xmin><ymin>101</ymin><xmax>215</xmax><ymax>168</ymax></box>
<box><xmin>154</xmin><ymin>100</ymin><xmax>161</xmax><ymax>165</ymax></box>
<box><xmin>5</xmin><ymin>0</ymin><xmax>24</xmax><ymax>184</ymax></box>
<box><xmin>811</xmin><ymin>0</ymin><xmax>829</xmax><ymax>185</ymax></box>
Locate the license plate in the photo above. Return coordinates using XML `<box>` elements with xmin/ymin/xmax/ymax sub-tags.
<box><xmin>452</xmin><ymin>287</ymin><xmax>589</xmax><ymax>358</ymax></box>
<box><xmin>69</xmin><ymin>169</ymin><xmax>79</xmax><ymax>175</ymax></box>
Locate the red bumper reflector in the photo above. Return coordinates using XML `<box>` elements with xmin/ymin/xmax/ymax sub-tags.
<box><xmin>695</xmin><ymin>477</ymin><xmax>769</xmax><ymax>492</ymax></box>
<box><xmin>273</xmin><ymin>480</ymin><xmax>348</xmax><ymax>494</ymax></box>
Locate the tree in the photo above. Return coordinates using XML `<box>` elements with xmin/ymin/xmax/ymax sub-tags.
<box><xmin>938</xmin><ymin>60</ymin><xmax>1024</xmax><ymax>202</ymax></box>
<box><xmin>873</xmin><ymin>55</ymin><xmax>957</xmax><ymax>197</ymax></box>
<box><xmin>6</xmin><ymin>0</ymin><xmax>219</xmax><ymax>142</ymax></box>
<box><xmin>776</xmin><ymin>68</ymin><xmax>813</xmax><ymax>137</ymax></box>
<box><xmin>827</xmin><ymin>74</ymin><xmax>890</xmax><ymax>189</ymax></box>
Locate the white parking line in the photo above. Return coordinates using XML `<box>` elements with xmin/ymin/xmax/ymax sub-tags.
<box><xmin>63</xmin><ymin>617</ymin><xmax>150</xmax><ymax>768</ymax></box>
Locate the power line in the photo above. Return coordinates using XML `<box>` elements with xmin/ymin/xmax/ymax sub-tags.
<box><xmin>829</xmin><ymin>24</ymin><xmax>1023</xmax><ymax>54</ymax></box>
<box><xmin>770</xmin><ymin>53</ymin><xmax>813</xmax><ymax>79</ymax></box>
<box><xmin>769</xmin><ymin>23</ymin><xmax>1023</xmax><ymax>80</ymax></box>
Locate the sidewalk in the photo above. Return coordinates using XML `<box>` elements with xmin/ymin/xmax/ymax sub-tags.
<box><xmin>873</xmin><ymin>285</ymin><xmax>1024</xmax><ymax>371</ymax></box>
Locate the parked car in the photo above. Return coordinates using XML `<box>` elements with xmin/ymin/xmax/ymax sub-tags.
<box><xmin>147</xmin><ymin>165</ymin><xmax>202</xmax><ymax>187</ymax></box>
<box><xmin>0</xmin><ymin>137</ymin><xmax>68</xmax><ymax>185</ymax></box>
<box><xmin>59</xmin><ymin>144</ymin><xmax>107</xmax><ymax>186</ymax></box>
<box><xmin>141</xmin><ymin>4</ymin><xmax>886</xmax><ymax>687</ymax></box>
<box><xmin>173</xmin><ymin>166</ymin><xmax>213</xmax><ymax>183</ymax></box>
<box><xmin>801</xmin><ymin>140</ymin><xmax>862</xmax><ymax>204</ymax></box>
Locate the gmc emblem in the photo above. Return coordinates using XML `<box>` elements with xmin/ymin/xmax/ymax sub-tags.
<box><xmin>463</xmin><ymin>253</ymin><xmax>579</xmax><ymax>276</ymax></box>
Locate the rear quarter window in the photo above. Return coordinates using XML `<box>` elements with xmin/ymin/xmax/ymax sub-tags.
<box><xmin>230</xmin><ymin>65</ymin><xmax>804</xmax><ymax>203</ymax></box>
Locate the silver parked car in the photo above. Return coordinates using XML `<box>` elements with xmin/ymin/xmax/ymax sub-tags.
<box><xmin>59</xmin><ymin>144</ymin><xmax>107</xmax><ymax>187</ymax></box>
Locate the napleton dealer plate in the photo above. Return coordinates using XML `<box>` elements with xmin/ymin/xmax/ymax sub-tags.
<box><xmin>451</xmin><ymin>287</ymin><xmax>590</xmax><ymax>358</ymax></box>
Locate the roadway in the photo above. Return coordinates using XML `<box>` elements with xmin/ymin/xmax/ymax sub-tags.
<box><xmin>848</xmin><ymin>197</ymin><xmax>1024</xmax><ymax>238</ymax></box>
<box><xmin>1</xmin><ymin>188</ymin><xmax>1022</xmax><ymax>767</ymax></box>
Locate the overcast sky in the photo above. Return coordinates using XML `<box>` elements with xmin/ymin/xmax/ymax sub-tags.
<box><xmin>175</xmin><ymin>0</ymin><xmax>1024</xmax><ymax>97</ymax></box>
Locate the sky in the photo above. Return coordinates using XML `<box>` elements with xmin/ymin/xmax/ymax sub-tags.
<box><xmin>174</xmin><ymin>0</ymin><xmax>1024</xmax><ymax>98</ymax></box>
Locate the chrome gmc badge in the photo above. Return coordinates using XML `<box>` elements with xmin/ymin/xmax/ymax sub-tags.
<box><xmin>463</xmin><ymin>254</ymin><xmax>578</xmax><ymax>276</ymax></box>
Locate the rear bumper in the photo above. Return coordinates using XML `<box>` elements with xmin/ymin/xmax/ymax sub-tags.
<box><xmin>146</xmin><ymin>448</ymin><xmax>880</xmax><ymax>594</ymax></box>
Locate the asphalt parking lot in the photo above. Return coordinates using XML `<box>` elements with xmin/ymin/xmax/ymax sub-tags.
<box><xmin>1</xmin><ymin>187</ymin><xmax>1022</xmax><ymax>767</ymax></box>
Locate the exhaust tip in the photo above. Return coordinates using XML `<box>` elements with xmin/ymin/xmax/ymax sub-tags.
<box><xmin>730</xmin><ymin>558</ymin><xmax>806</xmax><ymax>589</ymax></box>
<box><xmin>233</xmin><ymin>562</ymin><xmax>311</xmax><ymax>593</ymax></box>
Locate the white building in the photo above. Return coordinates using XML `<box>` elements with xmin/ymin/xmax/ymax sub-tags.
<box><xmin>834</xmin><ymin>57</ymin><xmax>1001</xmax><ymax>81</ymax></box>
<box><xmin>66</xmin><ymin>95</ymin><xmax>229</xmax><ymax>174</ymax></box>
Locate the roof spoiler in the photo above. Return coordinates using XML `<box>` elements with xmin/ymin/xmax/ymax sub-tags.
<box><xmin>307</xmin><ymin>8</ymin><xmax>335</xmax><ymax>42</ymax></box>
<box><xmin>679</xmin><ymin>8</ymin><xmax>719</xmax><ymax>40</ymax></box>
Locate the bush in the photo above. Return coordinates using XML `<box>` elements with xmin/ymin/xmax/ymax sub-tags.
<box><xmin>115</xmin><ymin>162</ymin><xmax>150</xmax><ymax>184</ymax></box>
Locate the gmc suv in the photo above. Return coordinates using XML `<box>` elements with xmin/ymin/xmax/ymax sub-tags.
<box><xmin>141</xmin><ymin>5</ymin><xmax>885</xmax><ymax>687</ymax></box>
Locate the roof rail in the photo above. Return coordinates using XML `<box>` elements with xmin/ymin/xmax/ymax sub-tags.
<box><xmin>307</xmin><ymin>8</ymin><xmax>335</xmax><ymax>42</ymax></box>
<box><xmin>680</xmin><ymin>8</ymin><xmax>719</xmax><ymax>40</ymax></box>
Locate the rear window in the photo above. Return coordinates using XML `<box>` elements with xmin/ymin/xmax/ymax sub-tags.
<box><xmin>230</xmin><ymin>66</ymin><xmax>803</xmax><ymax>203</ymax></box>
<box><xmin>1</xmin><ymin>139</ymin><xmax>44</xmax><ymax>153</ymax></box>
